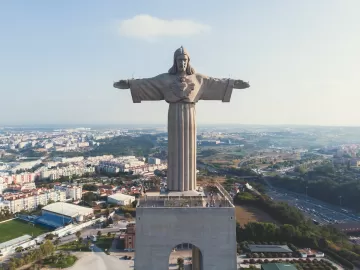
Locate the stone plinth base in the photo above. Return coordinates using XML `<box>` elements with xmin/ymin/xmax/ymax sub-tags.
<box><xmin>134</xmin><ymin>206</ymin><xmax>237</xmax><ymax>270</ymax></box>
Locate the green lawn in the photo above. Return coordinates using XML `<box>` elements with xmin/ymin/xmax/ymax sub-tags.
<box><xmin>0</xmin><ymin>219</ymin><xmax>49</xmax><ymax>243</ymax></box>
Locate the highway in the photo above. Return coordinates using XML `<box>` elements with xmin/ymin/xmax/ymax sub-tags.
<box><xmin>265</xmin><ymin>179</ymin><xmax>360</xmax><ymax>225</ymax></box>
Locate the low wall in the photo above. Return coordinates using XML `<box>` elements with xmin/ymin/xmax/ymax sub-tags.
<box><xmin>0</xmin><ymin>218</ymin><xmax>15</xmax><ymax>224</ymax></box>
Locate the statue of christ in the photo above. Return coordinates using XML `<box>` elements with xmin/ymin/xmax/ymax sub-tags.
<box><xmin>113</xmin><ymin>46</ymin><xmax>250</xmax><ymax>192</ymax></box>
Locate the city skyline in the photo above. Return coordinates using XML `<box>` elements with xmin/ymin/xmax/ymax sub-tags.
<box><xmin>1</xmin><ymin>0</ymin><xmax>360</xmax><ymax>126</ymax></box>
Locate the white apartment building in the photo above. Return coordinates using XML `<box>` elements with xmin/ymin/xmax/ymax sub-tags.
<box><xmin>97</xmin><ymin>162</ymin><xmax>167</xmax><ymax>175</ymax></box>
<box><xmin>54</xmin><ymin>185</ymin><xmax>83</xmax><ymax>201</ymax></box>
<box><xmin>66</xmin><ymin>186</ymin><xmax>82</xmax><ymax>200</ymax></box>
<box><xmin>0</xmin><ymin>180</ymin><xmax>6</xmax><ymax>194</ymax></box>
<box><xmin>53</xmin><ymin>156</ymin><xmax>84</xmax><ymax>163</ymax></box>
<box><xmin>77</xmin><ymin>142</ymin><xmax>89</xmax><ymax>148</ymax></box>
<box><xmin>10</xmin><ymin>160</ymin><xmax>42</xmax><ymax>173</ymax></box>
<box><xmin>40</xmin><ymin>165</ymin><xmax>95</xmax><ymax>180</ymax></box>
<box><xmin>148</xmin><ymin>157</ymin><xmax>161</xmax><ymax>165</ymax></box>
<box><xmin>55</xmin><ymin>146</ymin><xmax>78</xmax><ymax>152</ymax></box>
<box><xmin>86</xmin><ymin>155</ymin><xmax>113</xmax><ymax>162</ymax></box>
<box><xmin>21</xmin><ymin>182</ymin><xmax>36</xmax><ymax>191</ymax></box>
<box><xmin>3</xmin><ymin>189</ymin><xmax>66</xmax><ymax>213</ymax></box>
<box><xmin>0</xmin><ymin>172</ymin><xmax>37</xmax><ymax>185</ymax></box>
<box><xmin>98</xmin><ymin>156</ymin><xmax>145</xmax><ymax>171</ymax></box>
<box><xmin>44</xmin><ymin>143</ymin><xmax>54</xmax><ymax>149</ymax></box>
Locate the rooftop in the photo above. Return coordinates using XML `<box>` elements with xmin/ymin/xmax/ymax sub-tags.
<box><xmin>0</xmin><ymin>234</ymin><xmax>32</xmax><ymax>249</ymax></box>
<box><xmin>108</xmin><ymin>193</ymin><xmax>135</xmax><ymax>201</ymax></box>
<box><xmin>248</xmin><ymin>244</ymin><xmax>293</xmax><ymax>253</ymax></box>
<box><xmin>42</xmin><ymin>202</ymin><xmax>93</xmax><ymax>218</ymax></box>
<box><xmin>261</xmin><ymin>263</ymin><xmax>297</xmax><ymax>270</ymax></box>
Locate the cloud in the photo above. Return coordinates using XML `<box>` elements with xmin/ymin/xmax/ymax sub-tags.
<box><xmin>118</xmin><ymin>15</ymin><xmax>211</xmax><ymax>40</ymax></box>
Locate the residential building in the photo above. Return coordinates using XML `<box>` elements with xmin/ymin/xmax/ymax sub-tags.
<box><xmin>54</xmin><ymin>185</ymin><xmax>83</xmax><ymax>201</ymax></box>
<box><xmin>261</xmin><ymin>263</ymin><xmax>297</xmax><ymax>270</ymax></box>
<box><xmin>0</xmin><ymin>172</ymin><xmax>36</xmax><ymax>185</ymax></box>
<box><xmin>40</xmin><ymin>165</ymin><xmax>95</xmax><ymax>180</ymax></box>
<box><xmin>2</xmin><ymin>189</ymin><xmax>66</xmax><ymax>213</ymax></box>
<box><xmin>148</xmin><ymin>157</ymin><xmax>161</xmax><ymax>165</ymax></box>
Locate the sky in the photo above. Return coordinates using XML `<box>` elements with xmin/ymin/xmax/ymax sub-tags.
<box><xmin>0</xmin><ymin>0</ymin><xmax>359</xmax><ymax>126</ymax></box>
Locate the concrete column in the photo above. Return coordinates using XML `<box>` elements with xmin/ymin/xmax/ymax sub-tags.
<box><xmin>192</xmin><ymin>246</ymin><xmax>202</xmax><ymax>270</ymax></box>
<box><xmin>167</xmin><ymin>103</ymin><xmax>196</xmax><ymax>191</ymax></box>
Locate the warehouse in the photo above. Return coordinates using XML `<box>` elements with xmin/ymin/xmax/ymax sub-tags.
<box><xmin>261</xmin><ymin>263</ymin><xmax>297</xmax><ymax>270</ymax></box>
<box><xmin>248</xmin><ymin>244</ymin><xmax>293</xmax><ymax>254</ymax></box>
<box><xmin>36</xmin><ymin>202</ymin><xmax>93</xmax><ymax>228</ymax></box>
<box><xmin>108</xmin><ymin>193</ymin><xmax>135</xmax><ymax>206</ymax></box>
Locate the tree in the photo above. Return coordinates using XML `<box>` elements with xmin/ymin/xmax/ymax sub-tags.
<box><xmin>17</xmin><ymin>258</ymin><xmax>25</xmax><ymax>267</ymax></box>
<box><xmin>82</xmin><ymin>184</ymin><xmax>98</xmax><ymax>192</ymax></box>
<box><xmin>15</xmin><ymin>246</ymin><xmax>23</xmax><ymax>253</ymax></box>
<box><xmin>8</xmin><ymin>262</ymin><xmax>16</xmax><ymax>270</ymax></box>
<box><xmin>54</xmin><ymin>238</ymin><xmax>60</xmax><ymax>247</ymax></box>
<box><xmin>83</xmin><ymin>192</ymin><xmax>99</xmax><ymax>204</ymax></box>
<box><xmin>97</xmin><ymin>231</ymin><xmax>102</xmax><ymax>237</ymax></box>
<box><xmin>40</xmin><ymin>240</ymin><xmax>55</xmax><ymax>256</ymax></box>
<box><xmin>86</xmin><ymin>240</ymin><xmax>92</xmax><ymax>248</ymax></box>
<box><xmin>124</xmin><ymin>213</ymin><xmax>132</xmax><ymax>219</ymax></box>
<box><xmin>131</xmin><ymin>200</ymin><xmax>138</xmax><ymax>208</ymax></box>
<box><xmin>75</xmin><ymin>231</ymin><xmax>81</xmax><ymax>239</ymax></box>
<box><xmin>177</xmin><ymin>257</ymin><xmax>184</xmax><ymax>270</ymax></box>
<box><xmin>45</xmin><ymin>233</ymin><xmax>55</xmax><ymax>240</ymax></box>
<box><xmin>107</xmin><ymin>232</ymin><xmax>111</xmax><ymax>237</ymax></box>
<box><xmin>47</xmin><ymin>199</ymin><xmax>55</xmax><ymax>204</ymax></box>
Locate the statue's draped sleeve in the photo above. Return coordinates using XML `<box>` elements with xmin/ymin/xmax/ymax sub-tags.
<box><xmin>200</xmin><ymin>77</ymin><xmax>235</xmax><ymax>102</ymax></box>
<box><xmin>129</xmin><ymin>75</ymin><xmax>166</xmax><ymax>103</ymax></box>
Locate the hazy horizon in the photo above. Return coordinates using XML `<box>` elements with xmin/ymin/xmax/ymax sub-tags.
<box><xmin>1</xmin><ymin>1</ymin><xmax>359</xmax><ymax>126</ymax></box>
<box><xmin>2</xmin><ymin>123</ymin><xmax>360</xmax><ymax>129</ymax></box>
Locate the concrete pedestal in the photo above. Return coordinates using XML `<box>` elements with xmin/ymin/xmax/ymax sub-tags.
<box><xmin>134</xmin><ymin>207</ymin><xmax>237</xmax><ymax>270</ymax></box>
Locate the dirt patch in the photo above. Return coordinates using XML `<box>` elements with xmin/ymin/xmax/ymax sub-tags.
<box><xmin>197</xmin><ymin>176</ymin><xmax>225</xmax><ymax>184</ymax></box>
<box><xmin>235</xmin><ymin>205</ymin><xmax>278</xmax><ymax>226</ymax></box>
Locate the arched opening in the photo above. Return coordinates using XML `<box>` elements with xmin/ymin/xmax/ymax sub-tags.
<box><xmin>168</xmin><ymin>243</ymin><xmax>203</xmax><ymax>270</ymax></box>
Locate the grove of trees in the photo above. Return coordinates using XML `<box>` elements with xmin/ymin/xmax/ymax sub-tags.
<box><xmin>269</xmin><ymin>162</ymin><xmax>360</xmax><ymax>211</ymax></box>
<box><xmin>234</xmin><ymin>191</ymin><xmax>360</xmax><ymax>268</ymax></box>
<box><xmin>0</xmin><ymin>207</ymin><xmax>13</xmax><ymax>222</ymax></box>
<box><xmin>87</xmin><ymin>135</ymin><xmax>155</xmax><ymax>157</ymax></box>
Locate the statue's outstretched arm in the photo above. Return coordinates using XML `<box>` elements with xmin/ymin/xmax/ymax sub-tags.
<box><xmin>113</xmin><ymin>80</ymin><xmax>130</xmax><ymax>89</ymax></box>
<box><xmin>233</xmin><ymin>80</ymin><xmax>250</xmax><ymax>89</ymax></box>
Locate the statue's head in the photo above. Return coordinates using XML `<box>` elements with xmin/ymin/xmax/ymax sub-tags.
<box><xmin>168</xmin><ymin>46</ymin><xmax>195</xmax><ymax>75</ymax></box>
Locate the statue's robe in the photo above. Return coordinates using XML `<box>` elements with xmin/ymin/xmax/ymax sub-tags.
<box><xmin>129</xmin><ymin>73</ymin><xmax>235</xmax><ymax>191</ymax></box>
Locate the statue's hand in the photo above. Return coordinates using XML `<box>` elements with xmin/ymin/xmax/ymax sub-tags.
<box><xmin>113</xmin><ymin>80</ymin><xmax>130</xmax><ymax>89</ymax></box>
<box><xmin>234</xmin><ymin>80</ymin><xmax>250</xmax><ymax>89</ymax></box>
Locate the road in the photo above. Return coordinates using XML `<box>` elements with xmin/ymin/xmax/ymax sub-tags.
<box><xmin>61</xmin><ymin>222</ymin><xmax>130</xmax><ymax>244</ymax></box>
<box><xmin>264</xmin><ymin>178</ymin><xmax>360</xmax><ymax>225</ymax></box>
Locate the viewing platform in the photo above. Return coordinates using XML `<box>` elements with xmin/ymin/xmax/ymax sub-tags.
<box><xmin>137</xmin><ymin>182</ymin><xmax>234</xmax><ymax>208</ymax></box>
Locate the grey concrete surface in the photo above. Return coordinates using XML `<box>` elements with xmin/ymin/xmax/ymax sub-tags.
<box><xmin>135</xmin><ymin>206</ymin><xmax>236</xmax><ymax>270</ymax></box>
